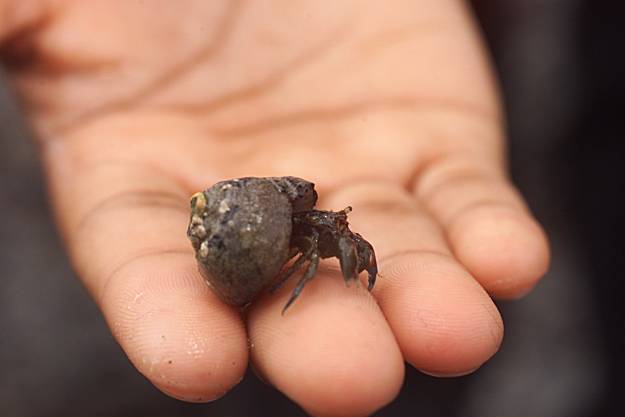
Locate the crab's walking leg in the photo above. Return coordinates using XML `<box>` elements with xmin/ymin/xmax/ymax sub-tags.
<box><xmin>270</xmin><ymin>251</ymin><xmax>307</xmax><ymax>292</ymax></box>
<box><xmin>270</xmin><ymin>229</ymin><xmax>318</xmax><ymax>292</ymax></box>
<box><xmin>282</xmin><ymin>252</ymin><xmax>320</xmax><ymax>314</ymax></box>
<box><xmin>281</xmin><ymin>230</ymin><xmax>319</xmax><ymax>314</ymax></box>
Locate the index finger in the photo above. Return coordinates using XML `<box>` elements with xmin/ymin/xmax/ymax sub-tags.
<box><xmin>42</xmin><ymin>134</ymin><xmax>247</xmax><ymax>402</ymax></box>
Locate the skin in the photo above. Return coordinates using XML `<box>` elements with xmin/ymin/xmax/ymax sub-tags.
<box><xmin>0</xmin><ymin>1</ymin><xmax>550</xmax><ymax>416</ymax></box>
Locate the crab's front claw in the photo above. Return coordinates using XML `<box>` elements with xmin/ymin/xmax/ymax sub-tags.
<box><xmin>361</xmin><ymin>243</ymin><xmax>378</xmax><ymax>291</ymax></box>
<box><xmin>338</xmin><ymin>236</ymin><xmax>359</xmax><ymax>285</ymax></box>
<box><xmin>365</xmin><ymin>259</ymin><xmax>377</xmax><ymax>291</ymax></box>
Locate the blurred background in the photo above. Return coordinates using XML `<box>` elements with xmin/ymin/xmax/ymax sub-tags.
<box><xmin>1</xmin><ymin>1</ymin><xmax>623</xmax><ymax>416</ymax></box>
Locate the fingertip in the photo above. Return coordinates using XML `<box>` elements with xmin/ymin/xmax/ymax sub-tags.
<box><xmin>377</xmin><ymin>252</ymin><xmax>503</xmax><ymax>375</ymax></box>
<box><xmin>249</xmin><ymin>269</ymin><xmax>404</xmax><ymax>416</ymax></box>
<box><xmin>448</xmin><ymin>205</ymin><xmax>550</xmax><ymax>299</ymax></box>
<box><xmin>100</xmin><ymin>253</ymin><xmax>248</xmax><ymax>402</ymax></box>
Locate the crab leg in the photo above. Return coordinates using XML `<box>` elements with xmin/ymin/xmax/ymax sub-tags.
<box><xmin>282</xmin><ymin>252</ymin><xmax>320</xmax><ymax>314</ymax></box>
<box><xmin>270</xmin><ymin>251</ymin><xmax>308</xmax><ymax>292</ymax></box>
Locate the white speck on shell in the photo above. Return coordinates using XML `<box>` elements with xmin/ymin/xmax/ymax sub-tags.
<box><xmin>193</xmin><ymin>225</ymin><xmax>207</xmax><ymax>238</ymax></box>
<box><xmin>218</xmin><ymin>200</ymin><xmax>230</xmax><ymax>213</ymax></box>
<box><xmin>199</xmin><ymin>241</ymin><xmax>209</xmax><ymax>258</ymax></box>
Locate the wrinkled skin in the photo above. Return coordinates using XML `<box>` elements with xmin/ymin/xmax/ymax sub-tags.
<box><xmin>1</xmin><ymin>2</ymin><xmax>550</xmax><ymax>416</ymax></box>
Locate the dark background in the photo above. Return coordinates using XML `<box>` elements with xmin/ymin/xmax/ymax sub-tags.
<box><xmin>1</xmin><ymin>2</ymin><xmax>623</xmax><ymax>416</ymax></box>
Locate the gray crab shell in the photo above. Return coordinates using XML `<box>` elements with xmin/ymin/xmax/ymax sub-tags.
<box><xmin>187</xmin><ymin>178</ymin><xmax>292</xmax><ymax>306</ymax></box>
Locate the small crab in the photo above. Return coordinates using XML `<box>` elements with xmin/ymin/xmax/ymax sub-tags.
<box><xmin>187</xmin><ymin>176</ymin><xmax>377</xmax><ymax>313</ymax></box>
<box><xmin>272</xmin><ymin>206</ymin><xmax>378</xmax><ymax>313</ymax></box>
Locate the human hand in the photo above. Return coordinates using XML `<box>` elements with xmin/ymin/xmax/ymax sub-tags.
<box><xmin>1</xmin><ymin>1</ymin><xmax>549</xmax><ymax>415</ymax></box>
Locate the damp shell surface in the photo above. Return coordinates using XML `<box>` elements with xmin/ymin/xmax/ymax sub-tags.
<box><xmin>187</xmin><ymin>177</ymin><xmax>317</xmax><ymax>306</ymax></box>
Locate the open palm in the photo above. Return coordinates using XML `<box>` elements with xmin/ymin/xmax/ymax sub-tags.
<box><xmin>1</xmin><ymin>1</ymin><xmax>549</xmax><ymax>415</ymax></box>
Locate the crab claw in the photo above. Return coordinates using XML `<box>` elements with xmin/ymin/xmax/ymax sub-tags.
<box><xmin>338</xmin><ymin>236</ymin><xmax>359</xmax><ymax>285</ymax></box>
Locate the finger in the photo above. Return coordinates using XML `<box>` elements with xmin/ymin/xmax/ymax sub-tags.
<box><xmin>42</xmin><ymin>140</ymin><xmax>248</xmax><ymax>402</ymax></box>
<box><xmin>247</xmin><ymin>261</ymin><xmax>404</xmax><ymax>416</ymax></box>
<box><xmin>324</xmin><ymin>182</ymin><xmax>503</xmax><ymax>377</ymax></box>
<box><xmin>414</xmin><ymin>153</ymin><xmax>550</xmax><ymax>298</ymax></box>
<box><xmin>0</xmin><ymin>1</ymin><xmax>46</xmax><ymax>43</ymax></box>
